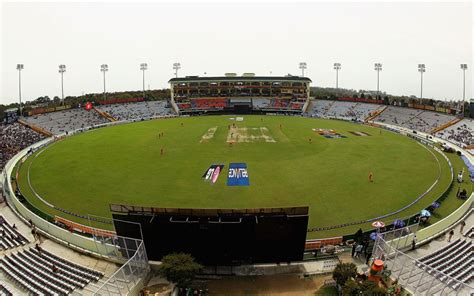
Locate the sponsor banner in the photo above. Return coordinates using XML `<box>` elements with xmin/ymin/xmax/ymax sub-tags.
<box><xmin>202</xmin><ymin>164</ymin><xmax>225</xmax><ymax>184</ymax></box>
<box><xmin>227</xmin><ymin>163</ymin><xmax>250</xmax><ymax>186</ymax></box>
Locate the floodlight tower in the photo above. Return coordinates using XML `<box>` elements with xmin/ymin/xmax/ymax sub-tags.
<box><xmin>418</xmin><ymin>64</ymin><xmax>426</xmax><ymax>101</ymax></box>
<box><xmin>140</xmin><ymin>63</ymin><xmax>148</xmax><ymax>99</ymax></box>
<box><xmin>374</xmin><ymin>63</ymin><xmax>382</xmax><ymax>99</ymax></box>
<box><xmin>334</xmin><ymin>63</ymin><xmax>341</xmax><ymax>91</ymax></box>
<box><xmin>173</xmin><ymin>62</ymin><xmax>181</xmax><ymax>78</ymax></box>
<box><xmin>16</xmin><ymin>64</ymin><xmax>24</xmax><ymax>116</ymax></box>
<box><xmin>299</xmin><ymin>62</ymin><xmax>307</xmax><ymax>77</ymax></box>
<box><xmin>100</xmin><ymin>64</ymin><xmax>108</xmax><ymax>102</ymax></box>
<box><xmin>460</xmin><ymin>64</ymin><xmax>468</xmax><ymax>117</ymax></box>
<box><xmin>58</xmin><ymin>64</ymin><xmax>66</xmax><ymax>106</ymax></box>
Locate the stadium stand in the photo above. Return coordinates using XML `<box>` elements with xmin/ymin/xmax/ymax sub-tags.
<box><xmin>308</xmin><ymin>100</ymin><xmax>385</xmax><ymax>121</ymax></box>
<box><xmin>375</xmin><ymin>106</ymin><xmax>424</xmax><ymax>127</ymax></box>
<box><xmin>416</xmin><ymin>238</ymin><xmax>473</xmax><ymax>289</ymax></box>
<box><xmin>309</xmin><ymin>100</ymin><xmax>334</xmax><ymax>117</ymax></box>
<box><xmin>0</xmin><ymin>216</ymin><xmax>29</xmax><ymax>250</ymax></box>
<box><xmin>0</xmin><ymin>123</ymin><xmax>45</xmax><ymax>170</ymax></box>
<box><xmin>464</xmin><ymin>226</ymin><xmax>474</xmax><ymax>238</ymax></box>
<box><xmin>402</xmin><ymin>111</ymin><xmax>455</xmax><ymax>133</ymax></box>
<box><xmin>375</xmin><ymin>106</ymin><xmax>456</xmax><ymax>133</ymax></box>
<box><xmin>436</xmin><ymin>118</ymin><xmax>474</xmax><ymax>147</ymax></box>
<box><xmin>0</xmin><ymin>246</ymin><xmax>105</xmax><ymax>295</ymax></box>
<box><xmin>252</xmin><ymin>98</ymin><xmax>271</xmax><ymax>110</ymax></box>
<box><xmin>21</xmin><ymin>108</ymin><xmax>108</xmax><ymax>135</ymax></box>
<box><xmin>0</xmin><ymin>284</ymin><xmax>13</xmax><ymax>296</ymax></box>
<box><xmin>96</xmin><ymin>100</ymin><xmax>172</xmax><ymax>121</ymax></box>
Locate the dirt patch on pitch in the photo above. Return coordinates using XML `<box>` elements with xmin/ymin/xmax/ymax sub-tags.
<box><xmin>227</xmin><ymin>127</ymin><xmax>276</xmax><ymax>143</ymax></box>
<box><xmin>200</xmin><ymin>127</ymin><xmax>218</xmax><ymax>143</ymax></box>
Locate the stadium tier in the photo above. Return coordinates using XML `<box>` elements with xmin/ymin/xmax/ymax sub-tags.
<box><xmin>415</xmin><ymin>238</ymin><xmax>473</xmax><ymax>289</ymax></box>
<box><xmin>308</xmin><ymin>100</ymin><xmax>386</xmax><ymax>121</ymax></box>
<box><xmin>95</xmin><ymin>100</ymin><xmax>172</xmax><ymax>121</ymax></box>
<box><xmin>436</xmin><ymin>118</ymin><xmax>474</xmax><ymax>148</ymax></box>
<box><xmin>0</xmin><ymin>123</ymin><xmax>45</xmax><ymax>169</ymax></box>
<box><xmin>375</xmin><ymin>106</ymin><xmax>456</xmax><ymax>133</ymax></box>
<box><xmin>169</xmin><ymin>75</ymin><xmax>311</xmax><ymax>113</ymax></box>
<box><xmin>21</xmin><ymin>108</ymin><xmax>108</xmax><ymax>135</ymax></box>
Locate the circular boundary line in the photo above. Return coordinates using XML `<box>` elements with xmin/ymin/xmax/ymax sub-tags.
<box><xmin>22</xmin><ymin>120</ymin><xmax>450</xmax><ymax>232</ymax></box>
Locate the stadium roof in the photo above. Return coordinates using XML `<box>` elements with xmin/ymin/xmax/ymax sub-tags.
<box><xmin>169</xmin><ymin>76</ymin><xmax>312</xmax><ymax>83</ymax></box>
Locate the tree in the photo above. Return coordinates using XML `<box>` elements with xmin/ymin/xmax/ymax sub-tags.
<box><xmin>158</xmin><ymin>253</ymin><xmax>202</xmax><ymax>288</ymax></box>
<box><xmin>342</xmin><ymin>279</ymin><xmax>360</xmax><ymax>295</ymax></box>
<box><xmin>332</xmin><ymin>262</ymin><xmax>357</xmax><ymax>286</ymax></box>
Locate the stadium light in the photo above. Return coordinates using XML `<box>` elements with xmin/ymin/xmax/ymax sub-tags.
<box><xmin>173</xmin><ymin>62</ymin><xmax>181</xmax><ymax>78</ymax></box>
<box><xmin>100</xmin><ymin>64</ymin><xmax>108</xmax><ymax>102</ymax></box>
<box><xmin>58</xmin><ymin>64</ymin><xmax>66</xmax><ymax>106</ymax></box>
<box><xmin>16</xmin><ymin>64</ymin><xmax>24</xmax><ymax>116</ymax></box>
<box><xmin>461</xmin><ymin>64</ymin><xmax>468</xmax><ymax>117</ymax></box>
<box><xmin>334</xmin><ymin>63</ymin><xmax>341</xmax><ymax>91</ymax></box>
<box><xmin>299</xmin><ymin>62</ymin><xmax>307</xmax><ymax>77</ymax></box>
<box><xmin>418</xmin><ymin>64</ymin><xmax>426</xmax><ymax>101</ymax></box>
<box><xmin>140</xmin><ymin>63</ymin><xmax>148</xmax><ymax>99</ymax></box>
<box><xmin>374</xmin><ymin>63</ymin><xmax>382</xmax><ymax>99</ymax></box>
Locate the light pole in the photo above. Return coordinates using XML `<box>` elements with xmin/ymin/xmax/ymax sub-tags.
<box><xmin>58</xmin><ymin>64</ymin><xmax>66</xmax><ymax>106</ymax></box>
<box><xmin>100</xmin><ymin>64</ymin><xmax>108</xmax><ymax>102</ymax></box>
<box><xmin>140</xmin><ymin>63</ymin><xmax>148</xmax><ymax>99</ymax></box>
<box><xmin>374</xmin><ymin>63</ymin><xmax>382</xmax><ymax>99</ymax></box>
<box><xmin>173</xmin><ymin>62</ymin><xmax>181</xmax><ymax>78</ymax></box>
<box><xmin>334</xmin><ymin>63</ymin><xmax>341</xmax><ymax>91</ymax></box>
<box><xmin>418</xmin><ymin>64</ymin><xmax>426</xmax><ymax>102</ymax></box>
<box><xmin>16</xmin><ymin>64</ymin><xmax>24</xmax><ymax>116</ymax></box>
<box><xmin>299</xmin><ymin>62</ymin><xmax>307</xmax><ymax>77</ymax></box>
<box><xmin>461</xmin><ymin>64</ymin><xmax>468</xmax><ymax>117</ymax></box>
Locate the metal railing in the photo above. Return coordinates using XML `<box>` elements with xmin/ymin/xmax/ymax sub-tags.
<box><xmin>93</xmin><ymin>239</ymin><xmax>150</xmax><ymax>296</ymax></box>
<box><xmin>372</xmin><ymin>228</ymin><xmax>473</xmax><ymax>295</ymax></box>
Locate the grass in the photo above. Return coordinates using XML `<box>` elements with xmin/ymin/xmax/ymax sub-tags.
<box><xmin>15</xmin><ymin>115</ymin><xmax>462</xmax><ymax>238</ymax></box>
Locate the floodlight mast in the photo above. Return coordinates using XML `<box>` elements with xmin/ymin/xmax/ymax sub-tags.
<box><xmin>334</xmin><ymin>63</ymin><xmax>341</xmax><ymax>91</ymax></box>
<box><xmin>140</xmin><ymin>63</ymin><xmax>148</xmax><ymax>99</ymax></box>
<box><xmin>58</xmin><ymin>65</ymin><xmax>66</xmax><ymax>106</ymax></box>
<box><xmin>16</xmin><ymin>64</ymin><xmax>24</xmax><ymax>116</ymax></box>
<box><xmin>461</xmin><ymin>64</ymin><xmax>468</xmax><ymax>117</ymax></box>
<box><xmin>173</xmin><ymin>62</ymin><xmax>181</xmax><ymax>78</ymax></box>
<box><xmin>299</xmin><ymin>62</ymin><xmax>307</xmax><ymax>77</ymax></box>
<box><xmin>418</xmin><ymin>64</ymin><xmax>426</xmax><ymax>102</ymax></box>
<box><xmin>100</xmin><ymin>64</ymin><xmax>108</xmax><ymax>102</ymax></box>
<box><xmin>374</xmin><ymin>63</ymin><xmax>382</xmax><ymax>99</ymax></box>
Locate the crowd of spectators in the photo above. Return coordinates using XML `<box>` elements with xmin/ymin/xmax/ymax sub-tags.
<box><xmin>97</xmin><ymin>101</ymin><xmax>172</xmax><ymax>121</ymax></box>
<box><xmin>22</xmin><ymin>108</ymin><xmax>108</xmax><ymax>135</ymax></box>
<box><xmin>436</xmin><ymin>119</ymin><xmax>474</xmax><ymax>147</ymax></box>
<box><xmin>0</xmin><ymin>123</ymin><xmax>44</xmax><ymax>169</ymax></box>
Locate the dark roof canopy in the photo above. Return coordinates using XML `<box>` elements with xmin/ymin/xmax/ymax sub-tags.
<box><xmin>169</xmin><ymin>76</ymin><xmax>312</xmax><ymax>83</ymax></box>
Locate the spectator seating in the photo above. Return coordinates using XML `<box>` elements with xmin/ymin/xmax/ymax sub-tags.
<box><xmin>375</xmin><ymin>106</ymin><xmax>456</xmax><ymax>133</ymax></box>
<box><xmin>0</xmin><ymin>123</ymin><xmax>45</xmax><ymax>170</ymax></box>
<box><xmin>310</xmin><ymin>100</ymin><xmax>334</xmax><ymax>117</ymax></box>
<box><xmin>416</xmin><ymin>239</ymin><xmax>473</xmax><ymax>288</ymax></box>
<box><xmin>436</xmin><ymin>119</ymin><xmax>474</xmax><ymax>147</ymax></box>
<box><xmin>97</xmin><ymin>101</ymin><xmax>172</xmax><ymax>121</ymax></box>
<box><xmin>0</xmin><ymin>247</ymin><xmax>105</xmax><ymax>295</ymax></box>
<box><xmin>402</xmin><ymin>111</ymin><xmax>455</xmax><ymax>133</ymax></box>
<box><xmin>252</xmin><ymin>98</ymin><xmax>271</xmax><ymax>109</ymax></box>
<box><xmin>309</xmin><ymin>100</ymin><xmax>384</xmax><ymax>121</ymax></box>
<box><xmin>0</xmin><ymin>216</ymin><xmax>29</xmax><ymax>250</ymax></box>
<box><xmin>375</xmin><ymin>106</ymin><xmax>423</xmax><ymax>127</ymax></box>
<box><xmin>22</xmin><ymin>108</ymin><xmax>108</xmax><ymax>135</ymax></box>
<box><xmin>464</xmin><ymin>226</ymin><xmax>474</xmax><ymax>239</ymax></box>
<box><xmin>0</xmin><ymin>284</ymin><xmax>13</xmax><ymax>296</ymax></box>
<box><xmin>191</xmin><ymin>98</ymin><xmax>228</xmax><ymax>110</ymax></box>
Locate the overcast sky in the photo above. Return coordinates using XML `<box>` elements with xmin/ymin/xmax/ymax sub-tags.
<box><xmin>1</xmin><ymin>1</ymin><xmax>472</xmax><ymax>104</ymax></box>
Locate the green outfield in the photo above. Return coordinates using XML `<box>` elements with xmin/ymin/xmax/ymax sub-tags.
<box><xmin>16</xmin><ymin>115</ymin><xmax>466</xmax><ymax>239</ymax></box>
